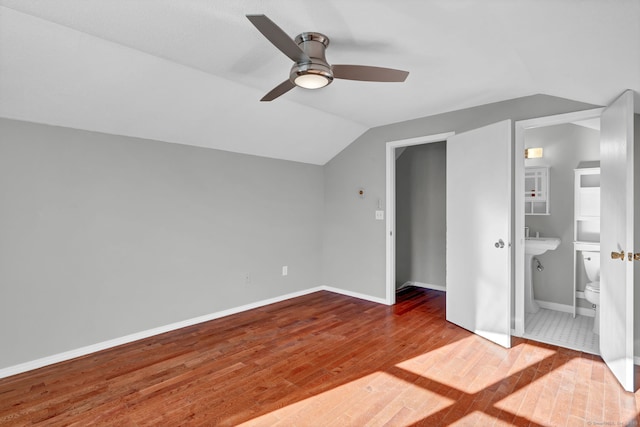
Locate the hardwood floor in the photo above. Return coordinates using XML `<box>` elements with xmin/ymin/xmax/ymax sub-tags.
<box><xmin>1</xmin><ymin>287</ymin><xmax>639</xmax><ymax>426</ymax></box>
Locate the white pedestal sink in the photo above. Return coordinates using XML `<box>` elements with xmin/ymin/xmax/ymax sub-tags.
<box><xmin>525</xmin><ymin>237</ymin><xmax>561</xmax><ymax>313</ymax></box>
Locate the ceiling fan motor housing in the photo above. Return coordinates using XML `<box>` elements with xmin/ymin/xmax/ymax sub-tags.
<box><xmin>290</xmin><ymin>32</ymin><xmax>334</xmax><ymax>87</ymax></box>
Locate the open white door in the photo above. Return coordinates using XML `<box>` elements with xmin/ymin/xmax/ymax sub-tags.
<box><xmin>446</xmin><ymin>120</ymin><xmax>512</xmax><ymax>348</ymax></box>
<box><xmin>600</xmin><ymin>90</ymin><xmax>635</xmax><ymax>392</ymax></box>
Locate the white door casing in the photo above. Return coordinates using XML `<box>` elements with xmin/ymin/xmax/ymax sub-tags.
<box><xmin>600</xmin><ymin>90</ymin><xmax>635</xmax><ymax>392</ymax></box>
<box><xmin>446</xmin><ymin>120</ymin><xmax>512</xmax><ymax>348</ymax></box>
<box><xmin>385</xmin><ymin>132</ymin><xmax>455</xmax><ymax>305</ymax></box>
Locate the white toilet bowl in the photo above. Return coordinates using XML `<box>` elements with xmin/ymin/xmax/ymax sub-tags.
<box><xmin>584</xmin><ymin>281</ymin><xmax>600</xmax><ymax>335</ymax></box>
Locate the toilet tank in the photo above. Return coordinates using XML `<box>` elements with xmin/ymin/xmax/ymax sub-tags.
<box><xmin>582</xmin><ymin>251</ymin><xmax>600</xmax><ymax>282</ymax></box>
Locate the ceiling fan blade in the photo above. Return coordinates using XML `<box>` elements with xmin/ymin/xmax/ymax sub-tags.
<box><xmin>260</xmin><ymin>79</ymin><xmax>296</xmax><ymax>102</ymax></box>
<box><xmin>246</xmin><ymin>15</ymin><xmax>310</xmax><ymax>63</ymax></box>
<box><xmin>332</xmin><ymin>65</ymin><xmax>409</xmax><ymax>82</ymax></box>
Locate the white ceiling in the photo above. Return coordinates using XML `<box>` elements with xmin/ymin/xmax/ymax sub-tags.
<box><xmin>1</xmin><ymin>1</ymin><xmax>638</xmax><ymax>165</ymax></box>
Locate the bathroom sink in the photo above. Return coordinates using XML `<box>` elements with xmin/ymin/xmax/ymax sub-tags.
<box><xmin>525</xmin><ymin>237</ymin><xmax>561</xmax><ymax>255</ymax></box>
<box><xmin>524</xmin><ymin>237</ymin><xmax>561</xmax><ymax>314</ymax></box>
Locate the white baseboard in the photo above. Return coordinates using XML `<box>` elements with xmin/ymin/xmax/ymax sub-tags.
<box><xmin>576</xmin><ymin>306</ymin><xmax>596</xmax><ymax>317</ymax></box>
<box><xmin>0</xmin><ymin>287</ymin><xmax>632</xmax><ymax>379</ymax></box>
<box><xmin>535</xmin><ymin>299</ymin><xmax>595</xmax><ymax>318</ymax></box>
<box><xmin>397</xmin><ymin>281</ymin><xmax>446</xmax><ymax>292</ymax></box>
<box><xmin>535</xmin><ymin>300</ymin><xmax>572</xmax><ymax>313</ymax></box>
<box><xmin>321</xmin><ymin>286</ymin><xmax>388</xmax><ymax>305</ymax></box>
<box><xmin>0</xmin><ymin>286</ymin><xmax>327</xmax><ymax>380</ymax></box>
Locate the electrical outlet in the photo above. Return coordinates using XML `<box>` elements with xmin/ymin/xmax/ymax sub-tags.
<box><xmin>375</xmin><ymin>210</ymin><xmax>384</xmax><ymax>220</ymax></box>
<box><xmin>282</xmin><ymin>266</ymin><xmax>288</xmax><ymax>276</ymax></box>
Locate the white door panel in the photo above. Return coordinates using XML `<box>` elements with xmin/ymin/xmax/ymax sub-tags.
<box><xmin>446</xmin><ymin>120</ymin><xmax>512</xmax><ymax>348</ymax></box>
<box><xmin>600</xmin><ymin>90</ymin><xmax>635</xmax><ymax>392</ymax></box>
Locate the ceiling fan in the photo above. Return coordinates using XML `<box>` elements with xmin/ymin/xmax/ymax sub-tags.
<box><xmin>246</xmin><ymin>15</ymin><xmax>409</xmax><ymax>101</ymax></box>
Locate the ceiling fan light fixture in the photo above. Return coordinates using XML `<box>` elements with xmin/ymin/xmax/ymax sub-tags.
<box><xmin>290</xmin><ymin>62</ymin><xmax>333</xmax><ymax>90</ymax></box>
<box><xmin>246</xmin><ymin>15</ymin><xmax>409</xmax><ymax>101</ymax></box>
<box><xmin>294</xmin><ymin>72</ymin><xmax>331</xmax><ymax>89</ymax></box>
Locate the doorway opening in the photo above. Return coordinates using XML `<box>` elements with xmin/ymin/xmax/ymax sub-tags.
<box><xmin>395</xmin><ymin>141</ymin><xmax>447</xmax><ymax>293</ymax></box>
<box><xmin>385</xmin><ymin>132</ymin><xmax>454</xmax><ymax>305</ymax></box>
<box><xmin>514</xmin><ymin>108</ymin><xmax>604</xmax><ymax>354</ymax></box>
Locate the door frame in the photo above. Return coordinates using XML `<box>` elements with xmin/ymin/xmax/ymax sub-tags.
<box><xmin>385</xmin><ymin>132</ymin><xmax>455</xmax><ymax>305</ymax></box>
<box><xmin>513</xmin><ymin>108</ymin><xmax>604</xmax><ymax>336</ymax></box>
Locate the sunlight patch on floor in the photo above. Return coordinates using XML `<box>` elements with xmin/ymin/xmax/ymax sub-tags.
<box><xmin>395</xmin><ymin>335</ymin><xmax>556</xmax><ymax>394</ymax></box>
<box><xmin>492</xmin><ymin>374</ymin><xmax>544</xmax><ymax>423</ymax></box>
<box><xmin>450</xmin><ymin>411</ymin><xmax>505</xmax><ymax>426</ymax></box>
<box><xmin>493</xmin><ymin>356</ymin><xmax>585</xmax><ymax>426</ymax></box>
<box><xmin>238</xmin><ymin>372</ymin><xmax>454</xmax><ymax>426</ymax></box>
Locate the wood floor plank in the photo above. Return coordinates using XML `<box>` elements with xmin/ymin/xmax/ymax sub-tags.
<box><xmin>0</xmin><ymin>287</ymin><xmax>638</xmax><ymax>426</ymax></box>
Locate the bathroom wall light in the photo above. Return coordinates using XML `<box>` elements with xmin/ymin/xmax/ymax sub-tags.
<box><xmin>525</xmin><ymin>147</ymin><xmax>543</xmax><ymax>159</ymax></box>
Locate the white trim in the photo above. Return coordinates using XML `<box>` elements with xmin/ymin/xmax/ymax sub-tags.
<box><xmin>0</xmin><ymin>284</ymin><xmax>634</xmax><ymax>380</ymax></box>
<box><xmin>535</xmin><ymin>300</ymin><xmax>573</xmax><ymax>313</ymax></box>
<box><xmin>516</xmin><ymin>108</ymin><xmax>605</xmax><ymax>131</ymax></box>
<box><xmin>576</xmin><ymin>306</ymin><xmax>596</xmax><ymax>317</ymax></box>
<box><xmin>385</xmin><ymin>132</ymin><xmax>455</xmax><ymax>306</ymax></box>
<box><xmin>322</xmin><ymin>286</ymin><xmax>388</xmax><ymax>305</ymax></box>
<box><xmin>400</xmin><ymin>281</ymin><xmax>446</xmax><ymax>292</ymax></box>
<box><xmin>535</xmin><ymin>299</ymin><xmax>595</xmax><ymax>317</ymax></box>
<box><xmin>2</xmin><ymin>286</ymin><xmax>368</xmax><ymax>380</ymax></box>
<box><xmin>514</xmin><ymin>108</ymin><xmax>604</xmax><ymax>337</ymax></box>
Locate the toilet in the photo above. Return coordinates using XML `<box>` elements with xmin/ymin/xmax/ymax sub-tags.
<box><xmin>582</xmin><ymin>251</ymin><xmax>600</xmax><ymax>335</ymax></box>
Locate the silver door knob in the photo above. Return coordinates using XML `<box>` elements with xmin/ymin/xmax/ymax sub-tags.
<box><xmin>494</xmin><ymin>239</ymin><xmax>505</xmax><ymax>249</ymax></box>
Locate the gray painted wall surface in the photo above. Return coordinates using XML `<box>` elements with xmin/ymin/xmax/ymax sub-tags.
<box><xmin>524</xmin><ymin>124</ymin><xmax>600</xmax><ymax>306</ymax></box>
<box><xmin>0</xmin><ymin>118</ymin><xmax>323</xmax><ymax>369</ymax></box>
<box><xmin>322</xmin><ymin>94</ymin><xmax>598</xmax><ymax>299</ymax></box>
<box><xmin>3</xmin><ymin>94</ymin><xmax>639</xmax><ymax>370</ymax></box>
<box><xmin>395</xmin><ymin>143</ymin><xmax>446</xmax><ymax>288</ymax></box>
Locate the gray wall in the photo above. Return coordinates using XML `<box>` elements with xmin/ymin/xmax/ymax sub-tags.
<box><xmin>395</xmin><ymin>142</ymin><xmax>446</xmax><ymax>288</ymax></box>
<box><xmin>322</xmin><ymin>94</ymin><xmax>598</xmax><ymax>298</ymax></box>
<box><xmin>0</xmin><ymin>118</ymin><xmax>323</xmax><ymax>369</ymax></box>
<box><xmin>3</xmin><ymin>94</ymin><xmax>638</xmax><ymax>370</ymax></box>
<box><xmin>524</xmin><ymin>124</ymin><xmax>600</xmax><ymax>306</ymax></box>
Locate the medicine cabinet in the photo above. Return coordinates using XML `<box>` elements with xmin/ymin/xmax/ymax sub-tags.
<box><xmin>524</xmin><ymin>166</ymin><xmax>550</xmax><ymax>215</ymax></box>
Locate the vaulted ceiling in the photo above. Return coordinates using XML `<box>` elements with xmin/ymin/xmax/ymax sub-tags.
<box><xmin>1</xmin><ymin>1</ymin><xmax>638</xmax><ymax>165</ymax></box>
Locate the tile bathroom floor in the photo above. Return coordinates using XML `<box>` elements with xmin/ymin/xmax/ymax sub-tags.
<box><xmin>523</xmin><ymin>308</ymin><xmax>600</xmax><ymax>355</ymax></box>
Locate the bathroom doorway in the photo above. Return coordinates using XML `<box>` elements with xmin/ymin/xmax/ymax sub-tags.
<box><xmin>514</xmin><ymin>91</ymin><xmax>635</xmax><ymax>392</ymax></box>
<box><xmin>516</xmin><ymin>112</ymin><xmax>601</xmax><ymax>355</ymax></box>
